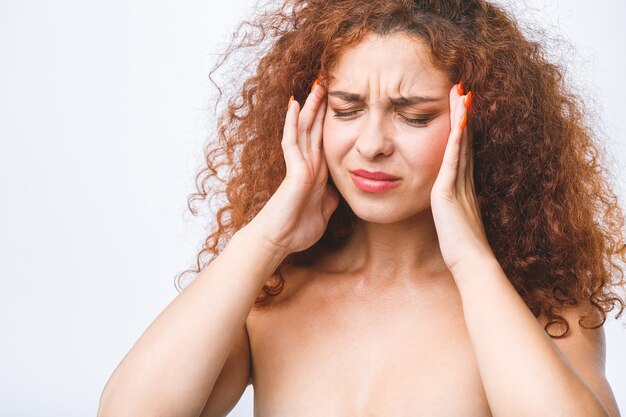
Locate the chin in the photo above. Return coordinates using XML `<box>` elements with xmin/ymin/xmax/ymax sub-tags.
<box><xmin>344</xmin><ymin>197</ymin><xmax>420</xmax><ymax>224</ymax></box>
<box><xmin>331</xmin><ymin>173</ymin><xmax>432</xmax><ymax>222</ymax></box>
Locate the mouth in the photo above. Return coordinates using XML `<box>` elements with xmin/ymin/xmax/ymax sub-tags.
<box><xmin>350</xmin><ymin>169</ymin><xmax>400</xmax><ymax>180</ymax></box>
<box><xmin>350</xmin><ymin>169</ymin><xmax>401</xmax><ymax>193</ymax></box>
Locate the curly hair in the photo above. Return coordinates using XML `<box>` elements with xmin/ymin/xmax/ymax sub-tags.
<box><xmin>175</xmin><ymin>0</ymin><xmax>626</xmax><ymax>338</ymax></box>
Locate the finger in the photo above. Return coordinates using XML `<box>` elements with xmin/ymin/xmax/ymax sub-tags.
<box><xmin>467</xmin><ymin>130</ymin><xmax>475</xmax><ymax>187</ymax></box>
<box><xmin>438</xmin><ymin>95</ymin><xmax>467</xmax><ymax>191</ymax></box>
<box><xmin>310</xmin><ymin>93</ymin><xmax>327</xmax><ymax>153</ymax></box>
<box><xmin>466</xmin><ymin>129</ymin><xmax>475</xmax><ymax>187</ymax></box>
<box><xmin>457</xmin><ymin>120</ymin><xmax>469</xmax><ymax>190</ymax></box>
<box><xmin>457</xmin><ymin>91</ymin><xmax>473</xmax><ymax>190</ymax></box>
<box><xmin>449</xmin><ymin>83</ymin><xmax>462</xmax><ymax>125</ymax></box>
<box><xmin>281</xmin><ymin>98</ymin><xmax>305</xmax><ymax>174</ymax></box>
<box><xmin>298</xmin><ymin>83</ymin><xmax>326</xmax><ymax>155</ymax></box>
<box><xmin>316</xmin><ymin>144</ymin><xmax>330</xmax><ymax>185</ymax></box>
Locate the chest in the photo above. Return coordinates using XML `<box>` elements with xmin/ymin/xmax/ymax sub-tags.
<box><xmin>246</xmin><ymin>285</ymin><xmax>493</xmax><ymax>417</ymax></box>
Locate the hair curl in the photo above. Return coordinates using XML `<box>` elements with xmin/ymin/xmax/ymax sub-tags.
<box><xmin>175</xmin><ymin>0</ymin><xmax>626</xmax><ymax>338</ymax></box>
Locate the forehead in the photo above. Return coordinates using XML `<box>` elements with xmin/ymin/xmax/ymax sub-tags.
<box><xmin>329</xmin><ymin>32</ymin><xmax>450</xmax><ymax>93</ymax></box>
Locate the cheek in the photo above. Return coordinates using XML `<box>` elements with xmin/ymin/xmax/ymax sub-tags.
<box><xmin>321</xmin><ymin>115</ymin><xmax>349</xmax><ymax>163</ymax></box>
<box><xmin>405</xmin><ymin>121</ymin><xmax>451</xmax><ymax>175</ymax></box>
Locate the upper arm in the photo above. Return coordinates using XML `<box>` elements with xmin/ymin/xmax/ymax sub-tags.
<box><xmin>538</xmin><ymin>305</ymin><xmax>621</xmax><ymax>417</ymax></box>
<box><xmin>198</xmin><ymin>322</ymin><xmax>252</xmax><ymax>417</ymax></box>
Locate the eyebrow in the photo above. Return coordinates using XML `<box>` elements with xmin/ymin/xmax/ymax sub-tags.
<box><xmin>327</xmin><ymin>90</ymin><xmax>445</xmax><ymax>106</ymax></box>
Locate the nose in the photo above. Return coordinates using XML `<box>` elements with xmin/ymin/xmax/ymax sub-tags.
<box><xmin>355</xmin><ymin>111</ymin><xmax>394</xmax><ymax>159</ymax></box>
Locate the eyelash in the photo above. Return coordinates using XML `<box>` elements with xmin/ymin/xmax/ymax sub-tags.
<box><xmin>332</xmin><ymin>110</ymin><xmax>434</xmax><ymax>126</ymax></box>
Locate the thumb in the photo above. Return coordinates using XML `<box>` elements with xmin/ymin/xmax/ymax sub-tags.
<box><xmin>321</xmin><ymin>184</ymin><xmax>340</xmax><ymax>223</ymax></box>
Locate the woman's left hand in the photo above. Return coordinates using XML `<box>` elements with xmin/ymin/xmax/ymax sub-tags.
<box><xmin>430</xmin><ymin>83</ymin><xmax>495</xmax><ymax>274</ymax></box>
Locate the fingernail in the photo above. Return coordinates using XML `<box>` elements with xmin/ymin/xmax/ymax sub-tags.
<box><xmin>288</xmin><ymin>95</ymin><xmax>294</xmax><ymax>110</ymax></box>
<box><xmin>309</xmin><ymin>74</ymin><xmax>321</xmax><ymax>94</ymax></box>
<box><xmin>460</xmin><ymin>114</ymin><xmax>467</xmax><ymax>130</ymax></box>
<box><xmin>464</xmin><ymin>91</ymin><xmax>473</xmax><ymax>109</ymax></box>
<box><xmin>457</xmin><ymin>81</ymin><xmax>464</xmax><ymax>95</ymax></box>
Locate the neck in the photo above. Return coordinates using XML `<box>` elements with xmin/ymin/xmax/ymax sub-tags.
<box><xmin>319</xmin><ymin>207</ymin><xmax>451</xmax><ymax>290</ymax></box>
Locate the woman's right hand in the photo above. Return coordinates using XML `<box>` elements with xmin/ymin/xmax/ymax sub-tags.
<box><xmin>247</xmin><ymin>80</ymin><xmax>340</xmax><ymax>256</ymax></box>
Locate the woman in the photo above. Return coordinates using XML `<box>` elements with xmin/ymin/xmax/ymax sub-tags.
<box><xmin>98</xmin><ymin>0</ymin><xmax>625</xmax><ymax>416</ymax></box>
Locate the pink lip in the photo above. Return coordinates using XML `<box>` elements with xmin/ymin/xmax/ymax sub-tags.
<box><xmin>351</xmin><ymin>169</ymin><xmax>400</xmax><ymax>180</ymax></box>
<box><xmin>350</xmin><ymin>170</ymin><xmax>401</xmax><ymax>193</ymax></box>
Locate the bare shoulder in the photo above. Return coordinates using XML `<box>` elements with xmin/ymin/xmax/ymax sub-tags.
<box><xmin>537</xmin><ymin>301</ymin><xmax>621</xmax><ymax>417</ymax></box>
<box><xmin>249</xmin><ymin>263</ymin><xmax>325</xmax><ymax>315</ymax></box>
<box><xmin>536</xmin><ymin>300</ymin><xmax>604</xmax><ymax>365</ymax></box>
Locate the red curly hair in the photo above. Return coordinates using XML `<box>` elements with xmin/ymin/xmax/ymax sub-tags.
<box><xmin>175</xmin><ymin>0</ymin><xmax>626</xmax><ymax>338</ymax></box>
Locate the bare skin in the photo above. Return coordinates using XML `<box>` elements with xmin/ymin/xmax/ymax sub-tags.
<box><xmin>246</xmin><ymin>263</ymin><xmax>493</xmax><ymax>416</ymax></box>
<box><xmin>99</xmin><ymin>28</ymin><xmax>617</xmax><ymax>416</ymax></box>
<box><xmin>246</xmin><ymin>33</ymin><xmax>493</xmax><ymax>416</ymax></box>
<box><xmin>196</xmin><ymin>32</ymin><xmax>617</xmax><ymax>417</ymax></box>
<box><xmin>100</xmin><ymin>31</ymin><xmax>618</xmax><ymax>417</ymax></box>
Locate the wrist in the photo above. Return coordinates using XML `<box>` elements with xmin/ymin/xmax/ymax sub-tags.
<box><xmin>449</xmin><ymin>252</ymin><xmax>501</xmax><ymax>280</ymax></box>
<box><xmin>235</xmin><ymin>222</ymin><xmax>291</xmax><ymax>267</ymax></box>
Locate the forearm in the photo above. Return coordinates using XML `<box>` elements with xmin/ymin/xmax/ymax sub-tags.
<box><xmin>98</xmin><ymin>223</ymin><xmax>287</xmax><ymax>417</ymax></box>
<box><xmin>452</xmin><ymin>257</ymin><xmax>610</xmax><ymax>417</ymax></box>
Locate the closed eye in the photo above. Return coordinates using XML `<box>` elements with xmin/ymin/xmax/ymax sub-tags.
<box><xmin>399</xmin><ymin>114</ymin><xmax>436</xmax><ymax>126</ymax></box>
<box><xmin>333</xmin><ymin>110</ymin><xmax>361</xmax><ymax>118</ymax></box>
<box><xmin>333</xmin><ymin>110</ymin><xmax>437</xmax><ymax>127</ymax></box>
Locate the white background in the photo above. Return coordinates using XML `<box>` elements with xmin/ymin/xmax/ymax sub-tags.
<box><xmin>1</xmin><ymin>0</ymin><xmax>624</xmax><ymax>416</ymax></box>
